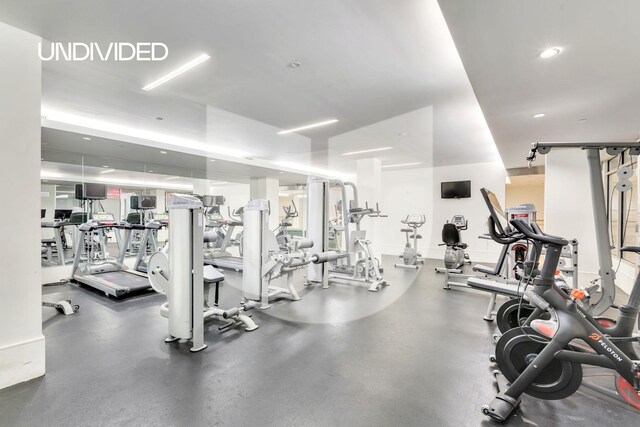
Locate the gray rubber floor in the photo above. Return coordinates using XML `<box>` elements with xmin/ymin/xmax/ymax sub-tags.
<box><xmin>3</xmin><ymin>257</ymin><xmax>640</xmax><ymax>426</ymax></box>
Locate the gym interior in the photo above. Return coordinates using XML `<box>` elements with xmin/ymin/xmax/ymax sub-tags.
<box><xmin>1</xmin><ymin>1</ymin><xmax>639</xmax><ymax>426</ymax></box>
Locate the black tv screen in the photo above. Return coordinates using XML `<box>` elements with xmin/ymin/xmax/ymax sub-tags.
<box><xmin>75</xmin><ymin>183</ymin><xmax>107</xmax><ymax>200</ymax></box>
<box><xmin>131</xmin><ymin>195</ymin><xmax>157</xmax><ymax>210</ymax></box>
<box><xmin>441</xmin><ymin>180</ymin><xmax>471</xmax><ymax>199</ymax></box>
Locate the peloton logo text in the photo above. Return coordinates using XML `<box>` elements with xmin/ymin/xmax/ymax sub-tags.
<box><xmin>38</xmin><ymin>42</ymin><xmax>169</xmax><ymax>61</ymax></box>
<box><xmin>590</xmin><ymin>333</ymin><xmax>623</xmax><ymax>362</ymax></box>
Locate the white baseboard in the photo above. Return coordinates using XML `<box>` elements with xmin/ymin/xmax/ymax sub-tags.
<box><xmin>0</xmin><ymin>335</ymin><xmax>45</xmax><ymax>390</ymax></box>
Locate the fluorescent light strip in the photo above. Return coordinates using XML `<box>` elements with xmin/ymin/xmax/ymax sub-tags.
<box><xmin>274</xmin><ymin>161</ymin><xmax>352</xmax><ymax>180</ymax></box>
<box><xmin>41</xmin><ymin>109</ymin><xmax>249</xmax><ymax>159</ymax></box>
<box><xmin>163</xmin><ymin>176</ymin><xmax>181</xmax><ymax>180</ymax></box>
<box><xmin>142</xmin><ymin>53</ymin><xmax>210</xmax><ymax>91</ymax></box>
<box><xmin>99</xmin><ymin>169</ymin><xmax>116</xmax><ymax>174</ymax></box>
<box><xmin>342</xmin><ymin>147</ymin><xmax>392</xmax><ymax>156</ymax></box>
<box><xmin>96</xmin><ymin>177</ymin><xmax>192</xmax><ymax>191</ymax></box>
<box><xmin>55</xmin><ymin>194</ymin><xmax>69</xmax><ymax>199</ymax></box>
<box><xmin>381</xmin><ymin>162</ymin><xmax>422</xmax><ymax>169</ymax></box>
<box><xmin>277</xmin><ymin>119</ymin><xmax>338</xmax><ymax>135</ymax></box>
<box><xmin>41</xmin><ymin>171</ymin><xmax>63</xmax><ymax>178</ymax></box>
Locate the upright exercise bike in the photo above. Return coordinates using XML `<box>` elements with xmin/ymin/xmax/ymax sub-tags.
<box><xmin>435</xmin><ymin>215</ymin><xmax>470</xmax><ymax>274</ymax></box>
<box><xmin>394</xmin><ymin>214</ymin><xmax>426</xmax><ymax>269</ymax></box>
<box><xmin>483</xmin><ymin>219</ymin><xmax>640</xmax><ymax>421</ymax></box>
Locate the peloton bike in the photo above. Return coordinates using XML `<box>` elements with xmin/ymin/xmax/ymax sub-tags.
<box><xmin>394</xmin><ymin>215</ymin><xmax>426</xmax><ymax>269</ymax></box>
<box><xmin>483</xmin><ymin>218</ymin><xmax>640</xmax><ymax>421</ymax></box>
<box><xmin>435</xmin><ymin>215</ymin><xmax>471</xmax><ymax>274</ymax></box>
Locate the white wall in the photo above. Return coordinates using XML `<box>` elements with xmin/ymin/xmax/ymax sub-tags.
<box><xmin>545</xmin><ymin>148</ymin><xmax>634</xmax><ymax>294</ymax></box>
<box><xmin>379</xmin><ymin>161</ymin><xmax>506</xmax><ymax>263</ymax></box>
<box><xmin>211</xmin><ymin>183</ymin><xmax>250</xmax><ymax>217</ymax></box>
<box><xmin>0</xmin><ymin>22</ymin><xmax>44</xmax><ymax>389</ymax></box>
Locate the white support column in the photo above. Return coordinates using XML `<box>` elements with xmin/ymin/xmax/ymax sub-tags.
<box><xmin>192</xmin><ymin>179</ymin><xmax>212</xmax><ymax>196</ymax></box>
<box><xmin>544</xmin><ymin>149</ymin><xmax>601</xmax><ymax>289</ymax></box>
<box><xmin>0</xmin><ymin>22</ymin><xmax>44</xmax><ymax>390</ymax></box>
<box><xmin>153</xmin><ymin>189</ymin><xmax>166</xmax><ymax>212</ymax></box>
<box><xmin>250</xmin><ymin>177</ymin><xmax>280</xmax><ymax>230</ymax></box>
<box><xmin>356</xmin><ymin>158</ymin><xmax>382</xmax><ymax>254</ymax></box>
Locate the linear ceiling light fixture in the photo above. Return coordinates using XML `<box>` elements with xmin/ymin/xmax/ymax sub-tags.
<box><xmin>142</xmin><ymin>53</ymin><xmax>210</xmax><ymax>91</ymax></box>
<box><xmin>277</xmin><ymin>119</ymin><xmax>339</xmax><ymax>135</ymax></box>
<box><xmin>381</xmin><ymin>162</ymin><xmax>422</xmax><ymax>169</ymax></box>
<box><xmin>99</xmin><ymin>169</ymin><xmax>115</xmax><ymax>174</ymax></box>
<box><xmin>342</xmin><ymin>147</ymin><xmax>392</xmax><ymax>156</ymax></box>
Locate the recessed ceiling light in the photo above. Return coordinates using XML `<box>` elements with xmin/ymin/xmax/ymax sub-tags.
<box><xmin>209</xmin><ymin>159</ymin><xmax>216</xmax><ymax>162</ymax></box>
<box><xmin>83</xmin><ymin>137</ymin><xmax>91</xmax><ymax>140</ymax></box>
<box><xmin>99</xmin><ymin>169</ymin><xmax>115</xmax><ymax>174</ymax></box>
<box><xmin>102</xmin><ymin>165</ymin><xmax>109</xmax><ymax>168</ymax></box>
<box><xmin>148</xmin><ymin>170</ymin><xmax>154</xmax><ymax>173</ymax></box>
<box><xmin>142</xmin><ymin>53</ymin><xmax>210</xmax><ymax>91</ymax></box>
<box><xmin>381</xmin><ymin>162</ymin><xmax>422</xmax><ymax>169</ymax></box>
<box><xmin>160</xmin><ymin>150</ymin><xmax>167</xmax><ymax>154</ymax></box>
<box><xmin>533</xmin><ymin>113</ymin><xmax>546</xmax><ymax>118</ymax></box>
<box><xmin>277</xmin><ymin>119</ymin><xmax>339</xmax><ymax>135</ymax></box>
<box><xmin>279</xmin><ymin>171</ymin><xmax>284</xmax><ymax>174</ymax></box>
<box><xmin>539</xmin><ymin>47</ymin><xmax>561</xmax><ymax>59</ymax></box>
<box><xmin>342</xmin><ymin>147</ymin><xmax>393</xmax><ymax>156</ymax></box>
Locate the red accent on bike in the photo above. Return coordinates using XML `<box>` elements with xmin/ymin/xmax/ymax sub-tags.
<box><xmin>616</xmin><ymin>376</ymin><xmax>640</xmax><ymax>410</ymax></box>
<box><xmin>596</xmin><ymin>318</ymin><xmax>617</xmax><ymax>327</ymax></box>
<box><xmin>571</xmin><ymin>289</ymin><xmax>586</xmax><ymax>300</ymax></box>
<box><xmin>531</xmin><ymin>319</ymin><xmax>558</xmax><ymax>338</ymax></box>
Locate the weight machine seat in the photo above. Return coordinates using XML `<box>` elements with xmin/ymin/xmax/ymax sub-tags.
<box><xmin>472</xmin><ymin>264</ymin><xmax>497</xmax><ymax>275</ymax></box>
<box><xmin>467</xmin><ymin>277</ymin><xmax>521</xmax><ymax>297</ymax></box>
<box><xmin>454</xmin><ymin>243</ymin><xmax>468</xmax><ymax>249</ymax></box>
<box><xmin>41</xmin><ymin>238</ymin><xmax>56</xmax><ymax>244</ymax></box>
<box><xmin>620</xmin><ymin>245</ymin><xmax>640</xmax><ymax>254</ymax></box>
<box><xmin>409</xmin><ymin>234</ymin><xmax>422</xmax><ymax>239</ymax></box>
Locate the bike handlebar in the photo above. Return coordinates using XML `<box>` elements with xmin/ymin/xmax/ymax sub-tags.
<box><xmin>510</xmin><ymin>219</ymin><xmax>568</xmax><ymax>247</ymax></box>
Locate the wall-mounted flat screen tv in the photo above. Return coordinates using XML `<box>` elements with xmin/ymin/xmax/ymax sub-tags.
<box><xmin>441</xmin><ymin>180</ymin><xmax>471</xmax><ymax>199</ymax></box>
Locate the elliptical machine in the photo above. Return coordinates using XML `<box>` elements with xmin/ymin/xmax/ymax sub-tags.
<box><xmin>435</xmin><ymin>215</ymin><xmax>470</xmax><ymax>274</ymax></box>
<box><xmin>394</xmin><ymin>215</ymin><xmax>426</xmax><ymax>269</ymax></box>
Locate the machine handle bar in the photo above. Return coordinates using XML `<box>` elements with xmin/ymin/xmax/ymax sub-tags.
<box><xmin>509</xmin><ymin>219</ymin><xmax>568</xmax><ymax>247</ymax></box>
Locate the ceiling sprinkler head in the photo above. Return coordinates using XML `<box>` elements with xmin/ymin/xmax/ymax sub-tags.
<box><xmin>288</xmin><ymin>61</ymin><xmax>302</xmax><ymax>69</ymax></box>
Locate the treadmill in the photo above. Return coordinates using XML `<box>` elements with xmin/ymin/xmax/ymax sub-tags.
<box><xmin>71</xmin><ymin>214</ymin><xmax>151</xmax><ymax>297</ymax></box>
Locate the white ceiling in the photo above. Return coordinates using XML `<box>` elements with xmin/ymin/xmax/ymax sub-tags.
<box><xmin>1</xmin><ymin>0</ymin><xmax>501</xmax><ymax>176</ymax></box>
<box><xmin>439</xmin><ymin>0</ymin><xmax>640</xmax><ymax>169</ymax></box>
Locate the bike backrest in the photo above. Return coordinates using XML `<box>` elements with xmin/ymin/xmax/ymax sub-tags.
<box><xmin>442</xmin><ymin>223</ymin><xmax>461</xmax><ymax>245</ymax></box>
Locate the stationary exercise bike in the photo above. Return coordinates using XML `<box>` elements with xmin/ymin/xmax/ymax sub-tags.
<box><xmin>483</xmin><ymin>219</ymin><xmax>640</xmax><ymax>422</ymax></box>
<box><xmin>394</xmin><ymin>215</ymin><xmax>426</xmax><ymax>269</ymax></box>
<box><xmin>435</xmin><ymin>215</ymin><xmax>470</xmax><ymax>274</ymax></box>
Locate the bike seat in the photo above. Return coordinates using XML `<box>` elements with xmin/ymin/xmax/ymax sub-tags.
<box><xmin>401</xmin><ymin>228</ymin><xmax>412</xmax><ymax>233</ymax></box>
<box><xmin>620</xmin><ymin>245</ymin><xmax>640</xmax><ymax>254</ymax></box>
<box><xmin>409</xmin><ymin>234</ymin><xmax>422</xmax><ymax>239</ymax></box>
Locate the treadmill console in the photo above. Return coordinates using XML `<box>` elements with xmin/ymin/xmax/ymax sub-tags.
<box><xmin>91</xmin><ymin>212</ymin><xmax>117</xmax><ymax>226</ymax></box>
